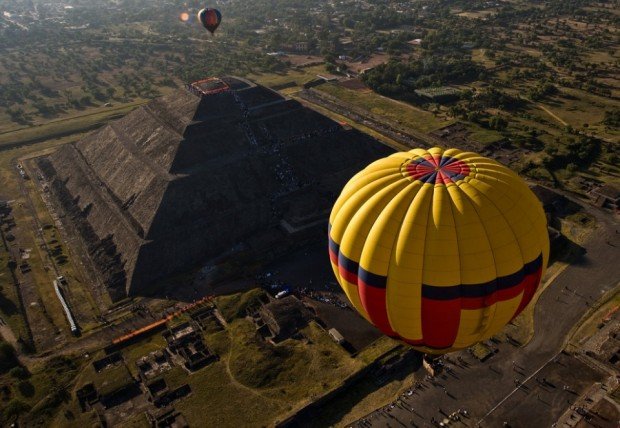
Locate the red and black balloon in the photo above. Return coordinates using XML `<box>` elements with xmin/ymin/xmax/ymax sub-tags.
<box><xmin>197</xmin><ymin>8</ymin><xmax>222</xmax><ymax>35</ymax></box>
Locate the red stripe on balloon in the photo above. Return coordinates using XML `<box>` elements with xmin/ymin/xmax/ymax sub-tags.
<box><xmin>328</xmin><ymin>247</ymin><xmax>338</xmax><ymax>265</ymax></box>
<box><xmin>511</xmin><ymin>266</ymin><xmax>542</xmax><ymax>320</ymax></box>
<box><xmin>358</xmin><ymin>280</ymin><xmax>397</xmax><ymax>336</ymax></box>
<box><xmin>421</xmin><ymin>297</ymin><xmax>461</xmax><ymax>349</ymax></box>
<box><xmin>337</xmin><ymin>264</ymin><xmax>358</xmax><ymax>286</ymax></box>
<box><xmin>460</xmin><ymin>279</ymin><xmax>527</xmax><ymax>310</ymax></box>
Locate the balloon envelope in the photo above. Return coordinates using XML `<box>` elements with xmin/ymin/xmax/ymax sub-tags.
<box><xmin>197</xmin><ymin>8</ymin><xmax>222</xmax><ymax>34</ymax></box>
<box><xmin>328</xmin><ymin>147</ymin><xmax>549</xmax><ymax>354</ymax></box>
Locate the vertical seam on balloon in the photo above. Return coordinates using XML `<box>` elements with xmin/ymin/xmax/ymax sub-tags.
<box><xmin>464</xmin><ymin>177</ymin><xmax>527</xmax><ymax>338</ymax></box>
<box><xmin>354</xmin><ymin>178</ymin><xmax>408</xmax><ymax>329</ymax></box>
<box><xmin>445</xmin><ymin>184</ymin><xmax>463</xmax><ymax>349</ymax></box>
<box><xmin>384</xmin><ymin>181</ymin><xmax>423</xmax><ymax>339</ymax></box>
<box><xmin>519</xmin><ymin>191</ymin><xmax>548</xmax><ymax>307</ymax></box>
<box><xmin>419</xmin><ymin>149</ymin><xmax>438</xmax><ymax>345</ymax></box>
<box><xmin>454</xmin><ymin>178</ymin><xmax>498</xmax><ymax>342</ymax></box>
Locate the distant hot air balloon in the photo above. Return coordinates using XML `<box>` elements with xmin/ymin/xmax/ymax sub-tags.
<box><xmin>197</xmin><ymin>7</ymin><xmax>222</xmax><ymax>34</ymax></box>
<box><xmin>328</xmin><ymin>147</ymin><xmax>549</xmax><ymax>354</ymax></box>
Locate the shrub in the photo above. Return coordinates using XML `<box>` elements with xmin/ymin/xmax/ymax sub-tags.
<box><xmin>3</xmin><ymin>399</ymin><xmax>31</xmax><ymax>419</ymax></box>
<box><xmin>17</xmin><ymin>381</ymin><xmax>35</xmax><ymax>398</ymax></box>
<box><xmin>0</xmin><ymin>342</ymin><xmax>19</xmax><ymax>373</ymax></box>
<box><xmin>8</xmin><ymin>366</ymin><xmax>28</xmax><ymax>380</ymax></box>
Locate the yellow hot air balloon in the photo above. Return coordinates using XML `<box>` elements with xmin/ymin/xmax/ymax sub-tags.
<box><xmin>328</xmin><ymin>147</ymin><xmax>549</xmax><ymax>354</ymax></box>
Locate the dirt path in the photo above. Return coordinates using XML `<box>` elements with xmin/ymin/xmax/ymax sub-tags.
<box><xmin>222</xmin><ymin>329</ymin><xmax>287</xmax><ymax>404</ymax></box>
<box><xmin>537</xmin><ymin>104</ymin><xmax>568</xmax><ymax>126</ymax></box>
<box><xmin>0</xmin><ymin>319</ymin><xmax>18</xmax><ymax>347</ymax></box>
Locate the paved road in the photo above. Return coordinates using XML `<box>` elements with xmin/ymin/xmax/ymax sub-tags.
<box><xmin>354</xmin><ymin>204</ymin><xmax>619</xmax><ymax>428</ymax></box>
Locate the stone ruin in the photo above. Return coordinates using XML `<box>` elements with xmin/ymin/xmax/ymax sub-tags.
<box><xmin>38</xmin><ymin>77</ymin><xmax>390</xmax><ymax>299</ymax></box>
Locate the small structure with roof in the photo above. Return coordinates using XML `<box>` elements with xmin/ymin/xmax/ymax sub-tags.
<box><xmin>328</xmin><ymin>328</ymin><xmax>345</xmax><ymax>345</ymax></box>
<box><xmin>147</xmin><ymin>407</ymin><xmax>189</xmax><ymax>428</ymax></box>
<box><xmin>252</xmin><ymin>295</ymin><xmax>313</xmax><ymax>344</ymax></box>
<box><xmin>591</xmin><ymin>184</ymin><xmax>620</xmax><ymax>210</ymax></box>
<box><xmin>136</xmin><ymin>350</ymin><xmax>172</xmax><ymax>382</ymax></box>
<box><xmin>163</xmin><ymin>322</ymin><xmax>217</xmax><ymax>371</ymax></box>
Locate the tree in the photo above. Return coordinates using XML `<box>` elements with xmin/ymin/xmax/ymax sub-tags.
<box><xmin>17</xmin><ymin>380</ymin><xmax>35</xmax><ymax>398</ymax></box>
<box><xmin>0</xmin><ymin>341</ymin><xmax>18</xmax><ymax>373</ymax></box>
<box><xmin>489</xmin><ymin>116</ymin><xmax>508</xmax><ymax>130</ymax></box>
<box><xmin>2</xmin><ymin>399</ymin><xmax>31</xmax><ymax>419</ymax></box>
<box><xmin>9</xmin><ymin>366</ymin><xmax>28</xmax><ymax>380</ymax></box>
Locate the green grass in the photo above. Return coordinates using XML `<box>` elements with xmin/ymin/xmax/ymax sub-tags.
<box><xmin>471</xmin><ymin>48</ymin><xmax>497</xmax><ymax>69</ymax></box>
<box><xmin>160</xmin><ymin>365</ymin><xmax>188</xmax><ymax>390</ymax></box>
<box><xmin>317</xmin><ymin>83</ymin><xmax>454</xmax><ymax>133</ymax></box>
<box><xmin>175</xmin><ymin>360</ymin><xmax>284</xmax><ymax>427</ymax></box>
<box><xmin>470</xmin><ymin>342</ymin><xmax>493</xmax><ymax>360</ymax></box>
<box><xmin>465</xmin><ymin>124</ymin><xmax>505</xmax><ymax>145</ymax></box>
<box><xmin>308</xmin><ymin>365</ymin><xmax>415</xmax><ymax>428</ymax></box>
<box><xmin>356</xmin><ymin>336</ymin><xmax>399</xmax><ymax>365</ymax></box>
<box><xmin>522</xmin><ymin>87</ymin><xmax>618</xmax><ymax>141</ymax></box>
<box><xmin>0</xmin><ymin>355</ymin><xmax>82</xmax><ymax>426</ymax></box>
<box><xmin>568</xmin><ymin>289</ymin><xmax>620</xmax><ymax>351</ymax></box>
<box><xmin>0</xmin><ymin>136</ymin><xmax>83</xmax><ymax>348</ymax></box>
<box><xmin>228</xmin><ymin>320</ymin><xmax>360</xmax><ymax>399</ymax></box>
<box><xmin>33</xmin><ymin>284</ymin><xmax>376</xmax><ymax>427</ymax></box>
<box><xmin>214</xmin><ymin>288</ymin><xmax>265</xmax><ymax>322</ymax></box>
<box><xmin>205</xmin><ymin>328</ymin><xmax>231</xmax><ymax>356</ymax></box>
<box><xmin>248</xmin><ymin>68</ymin><xmax>319</xmax><ymax>89</ymax></box>
<box><xmin>0</xmin><ymin>101</ymin><xmax>145</xmax><ymax>149</ymax></box>
<box><xmin>121</xmin><ymin>334</ymin><xmax>168</xmax><ymax>375</ymax></box>
<box><xmin>21</xmin><ymin>168</ymin><xmax>102</xmax><ymax>330</ymax></box>
<box><xmin>0</xmin><ymin>248</ymin><xmax>29</xmax><ymax>343</ymax></box>
<box><xmin>175</xmin><ymin>318</ymin><xmax>364</xmax><ymax>426</ymax></box>
<box><xmin>87</xmin><ymin>363</ymin><xmax>134</xmax><ymax>397</ymax></box>
<box><xmin>117</xmin><ymin>412</ymin><xmax>150</xmax><ymax>428</ymax></box>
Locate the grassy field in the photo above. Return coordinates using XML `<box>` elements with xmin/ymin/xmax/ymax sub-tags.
<box><xmin>5</xmin><ymin>174</ymin><xmax>68</xmax><ymax>342</ymax></box>
<box><xmin>36</xmin><ymin>286</ymin><xmax>384</xmax><ymax>427</ymax></box>
<box><xmin>316</xmin><ymin>83</ymin><xmax>454</xmax><ymax>133</ymax></box>
<box><xmin>215</xmin><ymin>288</ymin><xmax>266</xmax><ymax>322</ymax></box>
<box><xmin>0</xmin><ymin>354</ymin><xmax>84</xmax><ymax>426</ymax></box>
<box><xmin>292</xmin><ymin>95</ymin><xmax>409</xmax><ymax>151</ymax></box>
<box><xmin>175</xmin><ymin>358</ymin><xmax>284</xmax><ymax>426</ymax></box>
<box><xmin>20</xmin><ymin>163</ymin><xmax>103</xmax><ymax>331</ymax></box>
<box><xmin>0</xmin><ymin>242</ymin><xmax>29</xmax><ymax>343</ymax></box>
<box><xmin>471</xmin><ymin>48</ymin><xmax>497</xmax><ymax>69</ymax></box>
<box><xmin>0</xmin><ymin>131</ymin><xmax>108</xmax><ymax>344</ymax></box>
<box><xmin>248</xmin><ymin>66</ymin><xmax>322</xmax><ymax>90</ymax></box>
<box><xmin>0</xmin><ymin>101</ymin><xmax>146</xmax><ymax>149</ymax></box>
<box><xmin>465</xmin><ymin>123</ymin><xmax>504</xmax><ymax>144</ymax></box>
<box><xmin>121</xmin><ymin>334</ymin><xmax>169</xmax><ymax>376</ymax></box>
<box><xmin>308</xmin><ymin>349</ymin><xmax>416</xmax><ymax>427</ymax></box>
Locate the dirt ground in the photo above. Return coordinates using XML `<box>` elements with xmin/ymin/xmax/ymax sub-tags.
<box><xmin>284</xmin><ymin>54</ymin><xmax>324</xmax><ymax>66</ymax></box>
<box><xmin>343</xmin><ymin>53</ymin><xmax>389</xmax><ymax>74</ymax></box>
<box><xmin>337</xmin><ymin>78</ymin><xmax>369</xmax><ymax>91</ymax></box>
<box><xmin>483</xmin><ymin>353</ymin><xmax>604</xmax><ymax>428</ymax></box>
<box><xmin>353</xmin><ymin>202</ymin><xmax>620</xmax><ymax>427</ymax></box>
<box><xmin>575</xmin><ymin>398</ymin><xmax>620</xmax><ymax>428</ymax></box>
<box><xmin>305</xmin><ymin>299</ymin><xmax>382</xmax><ymax>352</ymax></box>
